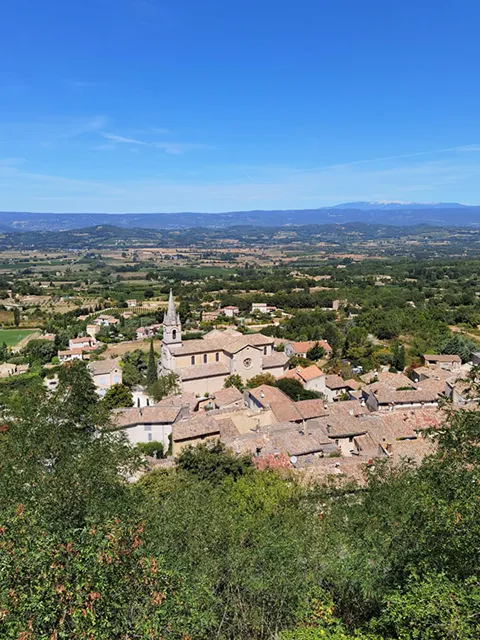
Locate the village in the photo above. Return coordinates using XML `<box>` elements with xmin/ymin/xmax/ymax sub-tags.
<box><xmin>4</xmin><ymin>287</ymin><xmax>472</xmax><ymax>484</ymax></box>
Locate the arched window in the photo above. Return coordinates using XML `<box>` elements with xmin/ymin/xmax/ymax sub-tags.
<box><xmin>216</xmin><ymin>352</ymin><xmax>220</xmax><ymax>362</ymax></box>
<box><xmin>191</xmin><ymin>355</ymin><xmax>195</xmax><ymax>365</ymax></box>
<box><xmin>172</xmin><ymin>329</ymin><xmax>177</xmax><ymax>340</ymax></box>
<box><xmin>203</xmin><ymin>354</ymin><xmax>207</xmax><ymax>364</ymax></box>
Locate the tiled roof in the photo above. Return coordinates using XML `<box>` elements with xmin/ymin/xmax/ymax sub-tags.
<box><xmin>263</xmin><ymin>352</ymin><xmax>289</xmax><ymax>369</ymax></box>
<box><xmin>325</xmin><ymin>375</ymin><xmax>353</xmax><ymax>390</ymax></box>
<box><xmin>213</xmin><ymin>386</ymin><xmax>243</xmax><ymax>408</ymax></box>
<box><xmin>173</xmin><ymin>414</ymin><xmax>220</xmax><ymax>441</ymax></box>
<box><xmin>360</xmin><ymin>371</ymin><xmax>414</xmax><ymax>387</ymax></box>
<box><xmin>171</xmin><ymin>332</ymin><xmax>273</xmax><ymax>356</ymax></box>
<box><xmin>179</xmin><ymin>363</ymin><xmax>229</xmax><ymax>381</ymax></box>
<box><xmin>424</xmin><ymin>354</ymin><xmax>461</xmax><ymax>363</ymax></box>
<box><xmin>371</xmin><ymin>386</ymin><xmax>440</xmax><ymax>405</ymax></box>
<box><xmin>156</xmin><ymin>392</ymin><xmax>198</xmax><ymax>410</ymax></box>
<box><xmin>295</xmin><ymin>399</ymin><xmax>329</xmax><ymax>420</ymax></box>
<box><xmin>70</xmin><ymin>336</ymin><xmax>95</xmax><ymax>345</ymax></box>
<box><xmin>247</xmin><ymin>385</ymin><xmax>303</xmax><ymax>422</ymax></box>
<box><xmin>58</xmin><ymin>349</ymin><xmax>83</xmax><ymax>356</ymax></box>
<box><xmin>225</xmin><ymin>420</ymin><xmax>335</xmax><ymax>458</ymax></box>
<box><xmin>203</xmin><ymin>328</ymin><xmax>242</xmax><ymax>340</ymax></box>
<box><xmin>215</xmin><ymin>416</ymin><xmax>240</xmax><ymax>438</ymax></box>
<box><xmin>112</xmin><ymin>405</ymin><xmax>181</xmax><ymax>428</ymax></box>
<box><xmin>281</xmin><ymin>364</ymin><xmax>323</xmax><ymax>382</ymax></box>
<box><xmin>300</xmin><ymin>364</ymin><xmax>324</xmax><ymax>380</ymax></box>
<box><xmin>88</xmin><ymin>358</ymin><xmax>121</xmax><ymax>376</ymax></box>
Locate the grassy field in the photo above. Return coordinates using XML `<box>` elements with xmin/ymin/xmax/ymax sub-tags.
<box><xmin>0</xmin><ymin>328</ymin><xmax>39</xmax><ymax>347</ymax></box>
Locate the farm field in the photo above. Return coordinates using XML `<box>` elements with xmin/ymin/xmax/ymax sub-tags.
<box><xmin>102</xmin><ymin>338</ymin><xmax>162</xmax><ymax>358</ymax></box>
<box><xmin>0</xmin><ymin>328</ymin><xmax>40</xmax><ymax>347</ymax></box>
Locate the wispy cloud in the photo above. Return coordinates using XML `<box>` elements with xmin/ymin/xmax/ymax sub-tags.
<box><xmin>100</xmin><ymin>131</ymin><xmax>212</xmax><ymax>154</ymax></box>
<box><xmin>320</xmin><ymin>143</ymin><xmax>480</xmax><ymax>171</ymax></box>
<box><xmin>102</xmin><ymin>132</ymin><xmax>148</xmax><ymax>145</ymax></box>
<box><xmin>0</xmin><ymin>115</ymin><xmax>108</xmax><ymax>148</ymax></box>
<box><xmin>2</xmin><ymin>150</ymin><xmax>480</xmax><ymax>213</ymax></box>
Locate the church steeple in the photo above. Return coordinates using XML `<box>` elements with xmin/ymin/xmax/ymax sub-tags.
<box><xmin>162</xmin><ymin>289</ymin><xmax>182</xmax><ymax>346</ymax></box>
<box><xmin>164</xmin><ymin>289</ymin><xmax>177</xmax><ymax>325</ymax></box>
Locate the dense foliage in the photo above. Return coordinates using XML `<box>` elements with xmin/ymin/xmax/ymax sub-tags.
<box><xmin>1</xmin><ymin>361</ymin><xmax>480</xmax><ymax>639</ymax></box>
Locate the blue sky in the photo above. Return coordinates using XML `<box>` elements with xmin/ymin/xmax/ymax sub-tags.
<box><xmin>1</xmin><ymin>0</ymin><xmax>480</xmax><ymax>212</ymax></box>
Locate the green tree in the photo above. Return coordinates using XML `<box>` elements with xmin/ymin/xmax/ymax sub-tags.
<box><xmin>247</xmin><ymin>372</ymin><xmax>276</xmax><ymax>388</ymax></box>
<box><xmin>148</xmin><ymin>372</ymin><xmax>179</xmax><ymax>402</ymax></box>
<box><xmin>13</xmin><ymin>307</ymin><xmax>20</xmax><ymax>327</ymax></box>
<box><xmin>146</xmin><ymin>340</ymin><xmax>158</xmax><ymax>386</ymax></box>
<box><xmin>307</xmin><ymin>342</ymin><xmax>326</xmax><ymax>361</ymax></box>
<box><xmin>440</xmin><ymin>333</ymin><xmax>476</xmax><ymax>363</ymax></box>
<box><xmin>276</xmin><ymin>377</ymin><xmax>322</xmax><ymax>401</ymax></box>
<box><xmin>122</xmin><ymin>360</ymin><xmax>142</xmax><ymax>387</ymax></box>
<box><xmin>57</xmin><ymin>360</ymin><xmax>100</xmax><ymax>429</ymax></box>
<box><xmin>224</xmin><ymin>374</ymin><xmax>244</xmax><ymax>390</ymax></box>
<box><xmin>102</xmin><ymin>383</ymin><xmax>134</xmax><ymax>410</ymax></box>
<box><xmin>23</xmin><ymin>338</ymin><xmax>57</xmax><ymax>365</ymax></box>
<box><xmin>178</xmin><ymin>299</ymin><xmax>191</xmax><ymax>324</ymax></box>
<box><xmin>391</xmin><ymin>342</ymin><xmax>406</xmax><ymax>371</ymax></box>
<box><xmin>287</xmin><ymin>355</ymin><xmax>314</xmax><ymax>369</ymax></box>
<box><xmin>175</xmin><ymin>440</ymin><xmax>253</xmax><ymax>484</ymax></box>
<box><xmin>0</xmin><ymin>341</ymin><xmax>8</xmax><ymax>363</ymax></box>
<box><xmin>136</xmin><ymin>440</ymin><xmax>165</xmax><ymax>458</ymax></box>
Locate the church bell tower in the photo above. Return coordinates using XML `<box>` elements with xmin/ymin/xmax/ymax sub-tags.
<box><xmin>160</xmin><ymin>289</ymin><xmax>182</xmax><ymax>374</ymax></box>
<box><xmin>163</xmin><ymin>289</ymin><xmax>182</xmax><ymax>347</ymax></box>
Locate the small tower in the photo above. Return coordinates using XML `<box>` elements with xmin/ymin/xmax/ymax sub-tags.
<box><xmin>162</xmin><ymin>289</ymin><xmax>182</xmax><ymax>347</ymax></box>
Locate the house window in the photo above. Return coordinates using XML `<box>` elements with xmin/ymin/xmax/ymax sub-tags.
<box><xmin>172</xmin><ymin>329</ymin><xmax>177</xmax><ymax>340</ymax></box>
<box><xmin>264</xmin><ymin>346</ymin><xmax>267</xmax><ymax>355</ymax></box>
<box><xmin>191</xmin><ymin>355</ymin><xmax>195</xmax><ymax>365</ymax></box>
<box><xmin>216</xmin><ymin>352</ymin><xmax>220</xmax><ymax>362</ymax></box>
<box><xmin>148</xmin><ymin>433</ymin><xmax>153</xmax><ymax>441</ymax></box>
<box><xmin>203</xmin><ymin>354</ymin><xmax>207</xmax><ymax>364</ymax></box>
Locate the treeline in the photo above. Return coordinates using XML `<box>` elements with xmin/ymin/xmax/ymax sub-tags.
<box><xmin>0</xmin><ymin>362</ymin><xmax>479</xmax><ymax>638</ymax></box>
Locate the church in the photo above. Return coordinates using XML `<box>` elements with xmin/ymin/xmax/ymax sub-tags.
<box><xmin>160</xmin><ymin>291</ymin><xmax>289</xmax><ymax>395</ymax></box>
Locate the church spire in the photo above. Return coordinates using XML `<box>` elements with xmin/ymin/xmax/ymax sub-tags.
<box><xmin>164</xmin><ymin>289</ymin><xmax>177</xmax><ymax>325</ymax></box>
<box><xmin>162</xmin><ymin>289</ymin><xmax>182</xmax><ymax>348</ymax></box>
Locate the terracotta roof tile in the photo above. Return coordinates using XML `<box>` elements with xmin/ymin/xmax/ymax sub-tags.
<box><xmin>179</xmin><ymin>363</ymin><xmax>229</xmax><ymax>381</ymax></box>
<box><xmin>112</xmin><ymin>405</ymin><xmax>181</xmax><ymax>428</ymax></box>
<box><xmin>173</xmin><ymin>414</ymin><xmax>220</xmax><ymax>441</ymax></box>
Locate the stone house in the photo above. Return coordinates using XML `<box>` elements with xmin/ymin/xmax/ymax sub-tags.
<box><xmin>423</xmin><ymin>354</ymin><xmax>461</xmax><ymax>368</ymax></box>
<box><xmin>68</xmin><ymin>336</ymin><xmax>97</xmax><ymax>350</ymax></box>
<box><xmin>221</xmin><ymin>306</ymin><xmax>240</xmax><ymax>318</ymax></box>
<box><xmin>88</xmin><ymin>358</ymin><xmax>122</xmax><ymax>396</ymax></box>
<box><xmin>112</xmin><ymin>404</ymin><xmax>186</xmax><ymax>450</ymax></box>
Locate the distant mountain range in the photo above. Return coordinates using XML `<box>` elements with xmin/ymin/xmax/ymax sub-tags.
<box><xmin>0</xmin><ymin>202</ymin><xmax>479</xmax><ymax>232</ymax></box>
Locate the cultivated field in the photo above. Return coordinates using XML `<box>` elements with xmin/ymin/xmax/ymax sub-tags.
<box><xmin>0</xmin><ymin>328</ymin><xmax>40</xmax><ymax>348</ymax></box>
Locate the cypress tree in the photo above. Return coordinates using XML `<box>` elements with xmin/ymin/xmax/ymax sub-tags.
<box><xmin>146</xmin><ymin>340</ymin><xmax>158</xmax><ymax>386</ymax></box>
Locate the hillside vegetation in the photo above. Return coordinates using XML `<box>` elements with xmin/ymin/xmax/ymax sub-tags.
<box><xmin>0</xmin><ymin>362</ymin><xmax>479</xmax><ymax>639</ymax></box>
